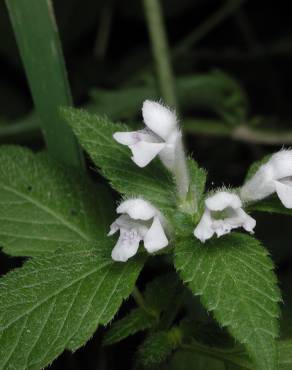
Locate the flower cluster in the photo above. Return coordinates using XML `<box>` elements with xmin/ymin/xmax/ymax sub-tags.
<box><xmin>108</xmin><ymin>100</ymin><xmax>292</xmax><ymax>262</ymax></box>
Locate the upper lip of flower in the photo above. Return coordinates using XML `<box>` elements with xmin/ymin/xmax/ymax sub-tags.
<box><xmin>240</xmin><ymin>149</ymin><xmax>292</xmax><ymax>208</ymax></box>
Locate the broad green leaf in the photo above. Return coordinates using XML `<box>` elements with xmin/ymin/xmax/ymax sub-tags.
<box><xmin>192</xmin><ymin>340</ymin><xmax>292</xmax><ymax>370</ymax></box>
<box><xmin>174</xmin><ymin>233</ymin><xmax>281</xmax><ymax>370</ymax></box>
<box><xmin>62</xmin><ymin>107</ymin><xmax>176</xmax><ymax>211</ymax></box>
<box><xmin>0</xmin><ymin>145</ymin><xmax>114</xmax><ymax>256</ymax></box>
<box><xmin>103</xmin><ymin>308</ymin><xmax>155</xmax><ymax>346</ymax></box>
<box><xmin>0</xmin><ymin>243</ymin><xmax>145</xmax><ymax>369</ymax></box>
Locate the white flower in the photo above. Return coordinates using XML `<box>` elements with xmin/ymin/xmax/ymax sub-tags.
<box><xmin>241</xmin><ymin>150</ymin><xmax>292</xmax><ymax>208</ymax></box>
<box><xmin>108</xmin><ymin>198</ymin><xmax>168</xmax><ymax>262</ymax></box>
<box><xmin>194</xmin><ymin>191</ymin><xmax>256</xmax><ymax>243</ymax></box>
<box><xmin>113</xmin><ymin>100</ymin><xmax>181</xmax><ymax>169</ymax></box>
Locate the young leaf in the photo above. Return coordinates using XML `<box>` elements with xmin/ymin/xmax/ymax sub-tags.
<box><xmin>0</xmin><ymin>145</ymin><xmax>114</xmax><ymax>256</ymax></box>
<box><xmin>181</xmin><ymin>159</ymin><xmax>206</xmax><ymax>216</ymax></box>
<box><xmin>174</xmin><ymin>233</ymin><xmax>281</xmax><ymax>370</ymax></box>
<box><xmin>103</xmin><ymin>308</ymin><xmax>156</xmax><ymax>346</ymax></box>
<box><xmin>0</xmin><ymin>243</ymin><xmax>145</xmax><ymax>369</ymax></box>
<box><xmin>137</xmin><ymin>330</ymin><xmax>178</xmax><ymax>368</ymax></box>
<box><xmin>62</xmin><ymin>107</ymin><xmax>176</xmax><ymax>211</ymax></box>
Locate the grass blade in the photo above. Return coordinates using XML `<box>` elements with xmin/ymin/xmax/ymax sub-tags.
<box><xmin>5</xmin><ymin>0</ymin><xmax>85</xmax><ymax>169</ymax></box>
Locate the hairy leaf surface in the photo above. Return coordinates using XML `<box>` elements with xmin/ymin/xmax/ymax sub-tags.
<box><xmin>0</xmin><ymin>244</ymin><xmax>145</xmax><ymax>369</ymax></box>
<box><xmin>103</xmin><ymin>308</ymin><xmax>155</xmax><ymax>346</ymax></box>
<box><xmin>63</xmin><ymin>107</ymin><xmax>176</xmax><ymax>211</ymax></box>
<box><xmin>174</xmin><ymin>233</ymin><xmax>281</xmax><ymax>370</ymax></box>
<box><xmin>0</xmin><ymin>146</ymin><xmax>114</xmax><ymax>256</ymax></box>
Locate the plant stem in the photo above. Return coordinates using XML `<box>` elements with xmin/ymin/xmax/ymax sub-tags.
<box><xmin>173</xmin><ymin>0</ymin><xmax>246</xmax><ymax>57</ymax></box>
<box><xmin>5</xmin><ymin>0</ymin><xmax>85</xmax><ymax>169</ymax></box>
<box><xmin>132</xmin><ymin>286</ymin><xmax>146</xmax><ymax>308</ymax></box>
<box><xmin>184</xmin><ymin>119</ymin><xmax>292</xmax><ymax>145</ymax></box>
<box><xmin>142</xmin><ymin>0</ymin><xmax>177</xmax><ymax>108</ymax></box>
<box><xmin>94</xmin><ymin>0</ymin><xmax>115</xmax><ymax>61</ymax></box>
<box><xmin>132</xmin><ymin>286</ymin><xmax>159</xmax><ymax>319</ymax></box>
<box><xmin>4</xmin><ymin>114</ymin><xmax>292</xmax><ymax>146</ymax></box>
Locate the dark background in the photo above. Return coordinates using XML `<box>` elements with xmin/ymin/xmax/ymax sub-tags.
<box><xmin>0</xmin><ymin>0</ymin><xmax>292</xmax><ymax>368</ymax></box>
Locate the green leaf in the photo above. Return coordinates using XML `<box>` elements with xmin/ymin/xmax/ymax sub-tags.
<box><xmin>103</xmin><ymin>308</ymin><xmax>156</xmax><ymax>346</ymax></box>
<box><xmin>62</xmin><ymin>107</ymin><xmax>176</xmax><ymax>211</ymax></box>
<box><xmin>279</xmin><ymin>340</ymin><xmax>292</xmax><ymax>370</ymax></box>
<box><xmin>0</xmin><ymin>146</ymin><xmax>114</xmax><ymax>256</ymax></box>
<box><xmin>247</xmin><ymin>196</ymin><xmax>292</xmax><ymax>216</ymax></box>
<box><xmin>0</xmin><ymin>243</ymin><xmax>145</xmax><ymax>369</ymax></box>
<box><xmin>174</xmin><ymin>233</ymin><xmax>281</xmax><ymax>370</ymax></box>
<box><xmin>163</xmin><ymin>350</ymin><xmax>226</xmax><ymax>370</ymax></box>
<box><xmin>182</xmin><ymin>159</ymin><xmax>206</xmax><ymax>216</ymax></box>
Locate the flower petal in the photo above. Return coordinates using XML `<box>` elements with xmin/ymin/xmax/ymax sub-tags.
<box><xmin>143</xmin><ymin>216</ymin><xmax>168</xmax><ymax>253</ymax></box>
<box><xmin>236</xmin><ymin>208</ymin><xmax>256</xmax><ymax>233</ymax></box>
<box><xmin>113</xmin><ymin>131</ymin><xmax>139</xmax><ymax>145</ymax></box>
<box><xmin>129</xmin><ymin>141</ymin><xmax>165</xmax><ymax>167</ymax></box>
<box><xmin>205</xmin><ymin>191</ymin><xmax>242</xmax><ymax>211</ymax></box>
<box><xmin>269</xmin><ymin>149</ymin><xmax>292</xmax><ymax>179</ymax></box>
<box><xmin>142</xmin><ymin>100</ymin><xmax>177</xmax><ymax>140</ymax></box>
<box><xmin>107</xmin><ymin>221</ymin><xmax>119</xmax><ymax>236</ymax></box>
<box><xmin>275</xmin><ymin>180</ymin><xmax>292</xmax><ymax>208</ymax></box>
<box><xmin>159</xmin><ymin>130</ymin><xmax>181</xmax><ymax>170</ymax></box>
<box><xmin>194</xmin><ymin>209</ymin><xmax>214</xmax><ymax>243</ymax></box>
<box><xmin>111</xmin><ymin>229</ymin><xmax>141</xmax><ymax>262</ymax></box>
<box><xmin>213</xmin><ymin>220</ymin><xmax>232</xmax><ymax>238</ymax></box>
<box><xmin>240</xmin><ymin>164</ymin><xmax>275</xmax><ymax>202</ymax></box>
<box><xmin>117</xmin><ymin>199</ymin><xmax>157</xmax><ymax>220</ymax></box>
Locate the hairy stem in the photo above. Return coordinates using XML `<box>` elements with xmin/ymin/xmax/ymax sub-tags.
<box><xmin>132</xmin><ymin>286</ymin><xmax>159</xmax><ymax>319</ymax></box>
<box><xmin>142</xmin><ymin>0</ymin><xmax>177</xmax><ymax>108</ymax></box>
